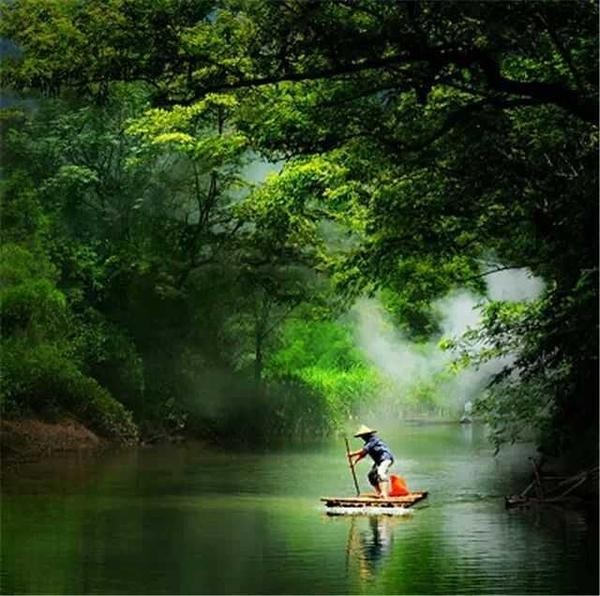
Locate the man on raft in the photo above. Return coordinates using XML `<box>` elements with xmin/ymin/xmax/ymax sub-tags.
<box><xmin>347</xmin><ymin>425</ymin><xmax>395</xmax><ymax>498</ymax></box>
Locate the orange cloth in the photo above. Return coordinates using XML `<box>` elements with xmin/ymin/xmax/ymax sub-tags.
<box><xmin>389</xmin><ymin>474</ymin><xmax>409</xmax><ymax>496</ymax></box>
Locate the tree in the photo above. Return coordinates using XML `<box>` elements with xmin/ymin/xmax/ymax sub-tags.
<box><xmin>0</xmin><ymin>126</ymin><xmax>139</xmax><ymax>441</ymax></box>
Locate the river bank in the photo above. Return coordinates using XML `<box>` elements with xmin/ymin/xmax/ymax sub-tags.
<box><xmin>1</xmin><ymin>418</ymin><xmax>105</xmax><ymax>462</ymax></box>
<box><xmin>0</xmin><ymin>415</ymin><xmax>464</xmax><ymax>463</ymax></box>
<box><xmin>2</xmin><ymin>417</ymin><xmax>597</xmax><ymax>514</ymax></box>
<box><xmin>1</xmin><ymin>416</ymin><xmax>212</xmax><ymax>464</ymax></box>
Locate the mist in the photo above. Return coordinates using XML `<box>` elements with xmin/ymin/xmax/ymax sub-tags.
<box><xmin>352</xmin><ymin>268</ymin><xmax>544</xmax><ymax>422</ymax></box>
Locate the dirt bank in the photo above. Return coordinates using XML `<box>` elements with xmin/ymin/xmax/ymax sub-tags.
<box><xmin>1</xmin><ymin>418</ymin><xmax>105</xmax><ymax>462</ymax></box>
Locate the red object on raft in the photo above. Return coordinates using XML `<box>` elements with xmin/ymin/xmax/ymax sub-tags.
<box><xmin>389</xmin><ymin>475</ymin><xmax>410</xmax><ymax>496</ymax></box>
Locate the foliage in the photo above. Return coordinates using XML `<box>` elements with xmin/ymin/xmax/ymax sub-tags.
<box><xmin>266</xmin><ymin>317</ymin><xmax>381</xmax><ymax>431</ymax></box>
<box><xmin>0</xmin><ymin>243</ymin><xmax>137</xmax><ymax>441</ymax></box>
<box><xmin>451</xmin><ymin>271</ymin><xmax>598</xmax><ymax>461</ymax></box>
<box><xmin>0</xmin><ymin>0</ymin><xmax>597</xmax><ymax>456</ymax></box>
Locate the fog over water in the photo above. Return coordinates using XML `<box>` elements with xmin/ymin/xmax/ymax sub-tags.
<box><xmin>353</xmin><ymin>268</ymin><xmax>544</xmax><ymax>418</ymax></box>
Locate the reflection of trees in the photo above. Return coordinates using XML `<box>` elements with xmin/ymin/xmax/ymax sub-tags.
<box><xmin>458</xmin><ymin>422</ymin><xmax>487</xmax><ymax>446</ymax></box>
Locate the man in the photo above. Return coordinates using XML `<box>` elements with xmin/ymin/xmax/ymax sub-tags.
<box><xmin>348</xmin><ymin>425</ymin><xmax>395</xmax><ymax>498</ymax></box>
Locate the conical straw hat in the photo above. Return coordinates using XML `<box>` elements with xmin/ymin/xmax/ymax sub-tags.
<box><xmin>354</xmin><ymin>424</ymin><xmax>377</xmax><ymax>437</ymax></box>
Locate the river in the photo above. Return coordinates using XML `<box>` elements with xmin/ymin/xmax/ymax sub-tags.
<box><xmin>1</xmin><ymin>423</ymin><xmax>597</xmax><ymax>594</ymax></box>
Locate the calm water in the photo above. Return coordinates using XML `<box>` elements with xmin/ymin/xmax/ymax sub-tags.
<box><xmin>1</xmin><ymin>424</ymin><xmax>598</xmax><ymax>594</ymax></box>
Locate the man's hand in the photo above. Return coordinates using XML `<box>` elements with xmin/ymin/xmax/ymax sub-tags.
<box><xmin>348</xmin><ymin>449</ymin><xmax>366</xmax><ymax>463</ymax></box>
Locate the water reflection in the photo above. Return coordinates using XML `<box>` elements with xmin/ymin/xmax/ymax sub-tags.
<box><xmin>3</xmin><ymin>426</ymin><xmax>597</xmax><ymax>595</ymax></box>
<box><xmin>458</xmin><ymin>421</ymin><xmax>488</xmax><ymax>446</ymax></box>
<box><xmin>346</xmin><ymin>516</ymin><xmax>400</xmax><ymax>582</ymax></box>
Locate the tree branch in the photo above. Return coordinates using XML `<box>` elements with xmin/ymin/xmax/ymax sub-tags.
<box><xmin>458</xmin><ymin>265</ymin><xmax>523</xmax><ymax>285</ymax></box>
<box><xmin>171</xmin><ymin>45</ymin><xmax>597</xmax><ymax>124</ymax></box>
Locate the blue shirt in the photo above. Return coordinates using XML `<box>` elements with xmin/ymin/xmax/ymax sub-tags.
<box><xmin>363</xmin><ymin>436</ymin><xmax>394</xmax><ymax>465</ymax></box>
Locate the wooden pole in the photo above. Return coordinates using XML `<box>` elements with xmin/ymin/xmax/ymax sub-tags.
<box><xmin>345</xmin><ymin>436</ymin><xmax>361</xmax><ymax>496</ymax></box>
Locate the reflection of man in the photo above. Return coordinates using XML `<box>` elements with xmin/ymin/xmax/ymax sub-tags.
<box><xmin>347</xmin><ymin>425</ymin><xmax>395</xmax><ymax>498</ymax></box>
<box><xmin>365</xmin><ymin>516</ymin><xmax>393</xmax><ymax>565</ymax></box>
<box><xmin>347</xmin><ymin>516</ymin><xmax>394</xmax><ymax>582</ymax></box>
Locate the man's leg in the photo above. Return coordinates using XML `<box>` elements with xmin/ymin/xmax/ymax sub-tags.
<box><xmin>368</xmin><ymin>466</ymin><xmax>380</xmax><ymax>495</ymax></box>
<box><xmin>377</xmin><ymin>460</ymin><xmax>392</xmax><ymax>498</ymax></box>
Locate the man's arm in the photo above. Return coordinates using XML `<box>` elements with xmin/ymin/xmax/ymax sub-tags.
<box><xmin>348</xmin><ymin>448</ymin><xmax>367</xmax><ymax>463</ymax></box>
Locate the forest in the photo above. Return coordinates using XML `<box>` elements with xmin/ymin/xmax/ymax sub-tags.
<box><xmin>1</xmin><ymin>0</ymin><xmax>598</xmax><ymax>463</ymax></box>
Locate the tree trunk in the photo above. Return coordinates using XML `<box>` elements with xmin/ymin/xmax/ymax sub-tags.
<box><xmin>254</xmin><ymin>336</ymin><xmax>263</xmax><ymax>386</ymax></box>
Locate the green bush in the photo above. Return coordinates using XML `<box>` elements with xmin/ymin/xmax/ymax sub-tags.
<box><xmin>1</xmin><ymin>242</ymin><xmax>139</xmax><ymax>442</ymax></box>
<box><xmin>265</xmin><ymin>319</ymin><xmax>383</xmax><ymax>434</ymax></box>
<box><xmin>0</xmin><ymin>244</ymin><xmax>67</xmax><ymax>336</ymax></box>
<box><xmin>1</xmin><ymin>340</ymin><xmax>138</xmax><ymax>442</ymax></box>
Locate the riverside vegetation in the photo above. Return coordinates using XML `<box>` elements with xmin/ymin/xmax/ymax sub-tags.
<box><xmin>0</xmin><ymin>1</ymin><xmax>597</xmax><ymax>465</ymax></box>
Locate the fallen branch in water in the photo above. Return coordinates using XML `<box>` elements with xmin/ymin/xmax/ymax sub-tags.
<box><xmin>506</xmin><ymin>465</ymin><xmax>598</xmax><ymax>509</ymax></box>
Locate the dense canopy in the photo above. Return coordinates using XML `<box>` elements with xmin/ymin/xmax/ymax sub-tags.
<box><xmin>1</xmin><ymin>0</ymin><xmax>597</xmax><ymax>461</ymax></box>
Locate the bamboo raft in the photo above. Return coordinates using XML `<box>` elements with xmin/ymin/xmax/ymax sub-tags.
<box><xmin>321</xmin><ymin>491</ymin><xmax>428</xmax><ymax>509</ymax></box>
